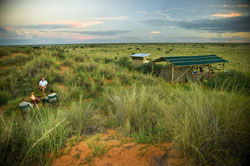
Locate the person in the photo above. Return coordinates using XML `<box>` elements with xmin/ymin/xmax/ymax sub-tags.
<box><xmin>42</xmin><ymin>89</ymin><xmax>58</xmax><ymax>105</ymax></box>
<box><xmin>19</xmin><ymin>98</ymin><xmax>33</xmax><ymax>114</ymax></box>
<box><xmin>30</xmin><ymin>92</ymin><xmax>40</xmax><ymax>104</ymax></box>
<box><xmin>39</xmin><ymin>77</ymin><xmax>48</xmax><ymax>95</ymax></box>
<box><xmin>19</xmin><ymin>98</ymin><xmax>33</xmax><ymax>108</ymax></box>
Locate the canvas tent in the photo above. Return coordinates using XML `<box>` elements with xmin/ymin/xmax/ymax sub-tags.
<box><xmin>152</xmin><ymin>54</ymin><xmax>228</xmax><ymax>83</ymax></box>
<box><xmin>130</xmin><ymin>53</ymin><xmax>150</xmax><ymax>67</ymax></box>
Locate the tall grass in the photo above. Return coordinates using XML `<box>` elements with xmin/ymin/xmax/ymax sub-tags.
<box><xmin>0</xmin><ymin>107</ymin><xmax>68</xmax><ymax>166</ymax></box>
<box><xmin>102</xmin><ymin>83</ymin><xmax>250</xmax><ymax>165</ymax></box>
<box><xmin>205</xmin><ymin>70</ymin><xmax>250</xmax><ymax>95</ymax></box>
<box><xmin>105</xmin><ymin>85</ymin><xmax>168</xmax><ymax>134</ymax></box>
<box><xmin>170</xmin><ymin>85</ymin><xmax>250</xmax><ymax>165</ymax></box>
<box><xmin>0</xmin><ymin>102</ymin><xmax>103</xmax><ymax>166</ymax></box>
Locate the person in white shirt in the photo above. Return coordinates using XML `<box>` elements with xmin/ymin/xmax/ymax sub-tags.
<box><xmin>39</xmin><ymin>77</ymin><xmax>48</xmax><ymax>95</ymax></box>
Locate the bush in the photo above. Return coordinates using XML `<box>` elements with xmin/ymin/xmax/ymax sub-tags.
<box><xmin>0</xmin><ymin>90</ymin><xmax>11</xmax><ymax>106</ymax></box>
<box><xmin>135</xmin><ymin>63</ymin><xmax>152</xmax><ymax>74</ymax></box>
<box><xmin>170</xmin><ymin>84</ymin><xmax>250</xmax><ymax>165</ymax></box>
<box><xmin>0</xmin><ymin>48</ymin><xmax>11</xmax><ymax>57</ymax></box>
<box><xmin>103</xmin><ymin>85</ymin><xmax>170</xmax><ymax>143</ymax></box>
<box><xmin>205</xmin><ymin>70</ymin><xmax>250</xmax><ymax>94</ymax></box>
<box><xmin>0</xmin><ymin>107</ymin><xmax>69</xmax><ymax>166</ymax></box>
<box><xmin>115</xmin><ymin>57</ymin><xmax>132</xmax><ymax>69</ymax></box>
<box><xmin>0</xmin><ymin>54</ymin><xmax>33</xmax><ymax>66</ymax></box>
<box><xmin>136</xmin><ymin>63</ymin><xmax>163</xmax><ymax>75</ymax></box>
<box><xmin>61</xmin><ymin>102</ymin><xmax>102</xmax><ymax>135</ymax></box>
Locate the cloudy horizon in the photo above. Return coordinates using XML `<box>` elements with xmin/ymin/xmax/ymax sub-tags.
<box><xmin>0</xmin><ymin>0</ymin><xmax>250</xmax><ymax>45</ymax></box>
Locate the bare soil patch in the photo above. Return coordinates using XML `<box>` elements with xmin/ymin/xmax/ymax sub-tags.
<box><xmin>0</xmin><ymin>53</ymin><xmax>29</xmax><ymax>60</ymax></box>
<box><xmin>51</xmin><ymin>130</ymin><xmax>187</xmax><ymax>166</ymax></box>
<box><xmin>59</xmin><ymin>66</ymin><xmax>71</xmax><ymax>76</ymax></box>
<box><xmin>104</xmin><ymin>79</ymin><xmax>112</xmax><ymax>84</ymax></box>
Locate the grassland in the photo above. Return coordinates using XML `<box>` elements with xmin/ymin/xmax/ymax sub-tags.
<box><xmin>0</xmin><ymin>43</ymin><xmax>250</xmax><ymax>166</ymax></box>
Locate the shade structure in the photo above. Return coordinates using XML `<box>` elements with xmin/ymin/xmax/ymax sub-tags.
<box><xmin>152</xmin><ymin>54</ymin><xmax>227</xmax><ymax>66</ymax></box>
<box><xmin>152</xmin><ymin>54</ymin><xmax>228</xmax><ymax>83</ymax></box>
<box><xmin>130</xmin><ymin>53</ymin><xmax>151</xmax><ymax>57</ymax></box>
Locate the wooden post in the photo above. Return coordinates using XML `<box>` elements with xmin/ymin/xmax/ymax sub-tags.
<box><xmin>175</xmin><ymin>66</ymin><xmax>192</xmax><ymax>82</ymax></box>
<box><xmin>171</xmin><ymin>64</ymin><xmax>174</xmax><ymax>83</ymax></box>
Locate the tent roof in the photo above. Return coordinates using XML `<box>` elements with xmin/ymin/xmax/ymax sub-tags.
<box><xmin>152</xmin><ymin>54</ymin><xmax>227</xmax><ymax>66</ymax></box>
<box><xmin>130</xmin><ymin>53</ymin><xmax>150</xmax><ymax>57</ymax></box>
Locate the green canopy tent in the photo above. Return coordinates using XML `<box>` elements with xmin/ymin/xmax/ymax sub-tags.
<box><xmin>152</xmin><ymin>54</ymin><xmax>228</xmax><ymax>83</ymax></box>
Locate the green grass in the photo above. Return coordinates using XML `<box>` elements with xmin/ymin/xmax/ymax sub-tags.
<box><xmin>169</xmin><ymin>84</ymin><xmax>250</xmax><ymax>165</ymax></box>
<box><xmin>0</xmin><ymin>43</ymin><xmax>249</xmax><ymax>166</ymax></box>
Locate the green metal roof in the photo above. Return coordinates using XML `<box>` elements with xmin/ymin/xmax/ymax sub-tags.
<box><xmin>152</xmin><ymin>54</ymin><xmax>227</xmax><ymax>66</ymax></box>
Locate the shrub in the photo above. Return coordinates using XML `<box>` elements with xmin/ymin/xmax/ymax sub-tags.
<box><xmin>73</xmin><ymin>55</ymin><xmax>85</xmax><ymax>62</ymax></box>
<box><xmin>205</xmin><ymin>70</ymin><xmax>250</xmax><ymax>94</ymax></box>
<box><xmin>52</xmin><ymin>50</ymin><xmax>66</xmax><ymax>60</ymax></box>
<box><xmin>136</xmin><ymin>63</ymin><xmax>163</xmax><ymax>75</ymax></box>
<box><xmin>61</xmin><ymin>102</ymin><xmax>102</xmax><ymax>135</ymax></box>
<box><xmin>170</xmin><ymin>84</ymin><xmax>250</xmax><ymax>165</ymax></box>
<box><xmin>0</xmin><ymin>48</ymin><xmax>11</xmax><ymax>57</ymax></box>
<box><xmin>0</xmin><ymin>54</ymin><xmax>33</xmax><ymax>66</ymax></box>
<box><xmin>115</xmin><ymin>57</ymin><xmax>132</xmax><ymax>69</ymax></box>
<box><xmin>0</xmin><ymin>107</ymin><xmax>69</xmax><ymax>166</ymax></box>
<box><xmin>70</xmin><ymin>86</ymin><xmax>83</xmax><ymax>100</ymax></box>
<box><xmin>0</xmin><ymin>90</ymin><xmax>11</xmax><ymax>106</ymax></box>
<box><xmin>103</xmin><ymin>85</ymin><xmax>170</xmax><ymax>143</ymax></box>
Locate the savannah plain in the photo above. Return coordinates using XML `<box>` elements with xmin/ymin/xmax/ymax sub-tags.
<box><xmin>0</xmin><ymin>43</ymin><xmax>250</xmax><ymax>166</ymax></box>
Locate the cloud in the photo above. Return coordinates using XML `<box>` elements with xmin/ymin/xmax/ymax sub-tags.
<box><xmin>210</xmin><ymin>35</ymin><xmax>249</xmax><ymax>43</ymax></box>
<box><xmin>90</xmin><ymin>16</ymin><xmax>129</xmax><ymax>21</ymax></box>
<box><xmin>44</xmin><ymin>20</ymin><xmax>104</xmax><ymax>28</ymax></box>
<box><xmin>137</xmin><ymin>11</ymin><xmax>147</xmax><ymax>14</ymax></box>
<box><xmin>23</xmin><ymin>20</ymin><xmax>104</xmax><ymax>29</ymax></box>
<box><xmin>0</xmin><ymin>27</ymin><xmax>36</xmax><ymax>40</ymax></box>
<box><xmin>58</xmin><ymin>30</ymin><xmax>130</xmax><ymax>36</ymax></box>
<box><xmin>144</xmin><ymin>16</ymin><xmax>250</xmax><ymax>33</ymax></box>
<box><xmin>211</xmin><ymin>13</ymin><xmax>242</xmax><ymax>18</ymax></box>
<box><xmin>0</xmin><ymin>27</ymin><xmax>6</xmax><ymax>33</ymax></box>
<box><xmin>0</xmin><ymin>26</ymin><xmax>14</xmax><ymax>32</ymax></box>
<box><xmin>24</xmin><ymin>24</ymin><xmax>72</xmax><ymax>29</ymax></box>
<box><xmin>71</xmin><ymin>36</ymin><xmax>95</xmax><ymax>40</ymax></box>
<box><xmin>234</xmin><ymin>4</ymin><xmax>250</xmax><ymax>8</ymax></box>
<box><xmin>176</xmin><ymin>16</ymin><xmax>250</xmax><ymax>33</ymax></box>
<box><xmin>151</xmin><ymin>31</ymin><xmax>160</xmax><ymax>34</ymax></box>
<box><xmin>224</xmin><ymin>4</ymin><xmax>250</xmax><ymax>8</ymax></box>
<box><xmin>39</xmin><ymin>30</ymin><xmax>49</xmax><ymax>32</ymax></box>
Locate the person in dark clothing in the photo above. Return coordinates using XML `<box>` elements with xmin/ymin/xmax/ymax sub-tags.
<box><xmin>42</xmin><ymin>90</ymin><xmax>58</xmax><ymax>105</ymax></box>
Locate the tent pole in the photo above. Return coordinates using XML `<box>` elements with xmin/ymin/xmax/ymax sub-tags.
<box><xmin>171</xmin><ymin>64</ymin><xmax>174</xmax><ymax>83</ymax></box>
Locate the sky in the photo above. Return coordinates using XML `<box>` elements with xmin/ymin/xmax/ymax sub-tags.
<box><xmin>0</xmin><ymin>0</ymin><xmax>250</xmax><ymax>45</ymax></box>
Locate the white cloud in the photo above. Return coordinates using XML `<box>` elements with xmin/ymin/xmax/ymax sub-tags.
<box><xmin>151</xmin><ymin>31</ymin><xmax>160</xmax><ymax>34</ymax></box>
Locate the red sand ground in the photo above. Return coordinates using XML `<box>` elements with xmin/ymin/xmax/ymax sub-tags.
<box><xmin>0</xmin><ymin>53</ymin><xmax>29</xmax><ymax>70</ymax></box>
<box><xmin>104</xmin><ymin>79</ymin><xmax>112</xmax><ymax>84</ymax></box>
<box><xmin>0</xmin><ymin>53</ymin><xmax>29</xmax><ymax>60</ymax></box>
<box><xmin>51</xmin><ymin>130</ymin><xmax>188</xmax><ymax>166</ymax></box>
<box><xmin>60</xmin><ymin>66</ymin><xmax>71</xmax><ymax>76</ymax></box>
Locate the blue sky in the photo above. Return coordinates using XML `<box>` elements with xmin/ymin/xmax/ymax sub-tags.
<box><xmin>0</xmin><ymin>0</ymin><xmax>250</xmax><ymax>45</ymax></box>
